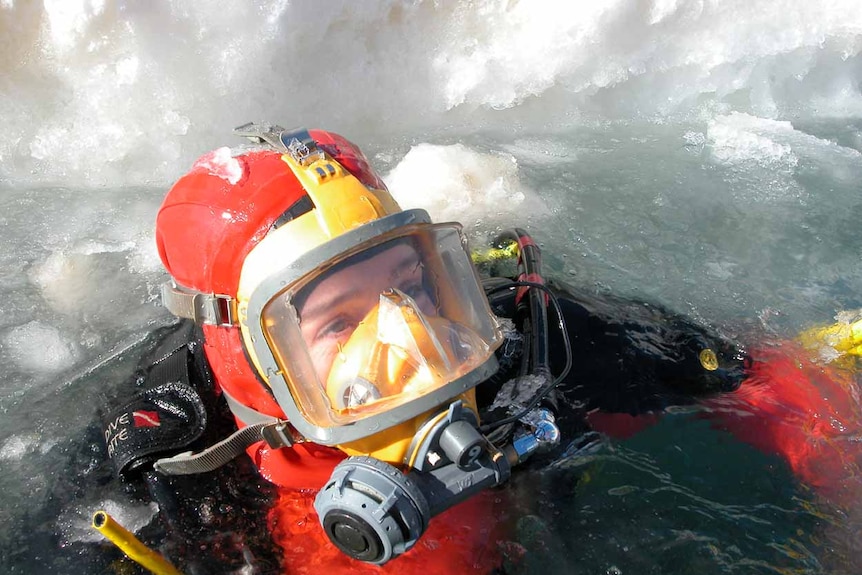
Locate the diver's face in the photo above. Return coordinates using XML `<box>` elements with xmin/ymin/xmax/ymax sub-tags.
<box><xmin>297</xmin><ymin>244</ymin><xmax>435</xmax><ymax>382</ymax></box>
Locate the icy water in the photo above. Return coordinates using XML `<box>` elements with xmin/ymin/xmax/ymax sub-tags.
<box><xmin>2</xmin><ymin>1</ymin><xmax>862</xmax><ymax>574</ymax></box>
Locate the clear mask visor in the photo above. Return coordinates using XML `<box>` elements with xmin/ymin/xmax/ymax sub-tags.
<box><xmin>259</xmin><ymin>224</ymin><xmax>502</xmax><ymax>431</ymax></box>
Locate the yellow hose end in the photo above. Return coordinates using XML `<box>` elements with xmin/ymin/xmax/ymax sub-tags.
<box><xmin>846</xmin><ymin>342</ymin><xmax>862</xmax><ymax>358</ymax></box>
<box><xmin>798</xmin><ymin>315</ymin><xmax>862</xmax><ymax>367</ymax></box>
<box><xmin>92</xmin><ymin>510</ymin><xmax>184</xmax><ymax>575</ymax></box>
<box><xmin>471</xmin><ymin>242</ymin><xmax>520</xmax><ymax>264</ymax></box>
<box><xmin>800</xmin><ymin>319</ymin><xmax>862</xmax><ymax>351</ymax></box>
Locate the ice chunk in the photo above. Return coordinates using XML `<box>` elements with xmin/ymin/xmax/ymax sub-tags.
<box><xmin>29</xmin><ymin>242</ymin><xmax>148</xmax><ymax>326</ymax></box>
<box><xmin>0</xmin><ymin>432</ymin><xmax>40</xmax><ymax>461</ymax></box>
<box><xmin>193</xmin><ymin>146</ymin><xmax>244</xmax><ymax>185</ymax></box>
<box><xmin>3</xmin><ymin>321</ymin><xmax>78</xmax><ymax>373</ymax></box>
<box><xmin>43</xmin><ymin>0</ymin><xmax>108</xmax><ymax>52</ymax></box>
<box><xmin>707</xmin><ymin>113</ymin><xmax>799</xmax><ymax>168</ymax></box>
<box><xmin>384</xmin><ymin>143</ymin><xmax>539</xmax><ymax>227</ymax></box>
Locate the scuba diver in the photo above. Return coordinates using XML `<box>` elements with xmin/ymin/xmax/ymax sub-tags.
<box><xmin>100</xmin><ymin>123</ymin><xmax>862</xmax><ymax>574</ymax></box>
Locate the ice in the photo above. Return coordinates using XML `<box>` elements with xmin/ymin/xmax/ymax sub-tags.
<box><xmin>707</xmin><ymin>112</ymin><xmax>862</xmax><ymax>167</ymax></box>
<box><xmin>1</xmin><ymin>1</ymin><xmax>860</xmax><ymax>188</ymax></box>
<box><xmin>29</xmin><ymin>243</ymin><xmax>134</xmax><ymax>317</ymax></box>
<box><xmin>127</xmin><ymin>236</ymin><xmax>164</xmax><ymax>277</ymax></box>
<box><xmin>193</xmin><ymin>146</ymin><xmax>244</xmax><ymax>185</ymax></box>
<box><xmin>42</xmin><ymin>0</ymin><xmax>107</xmax><ymax>52</ymax></box>
<box><xmin>0</xmin><ymin>432</ymin><xmax>58</xmax><ymax>462</ymax></box>
<box><xmin>384</xmin><ymin>143</ymin><xmax>542</xmax><ymax>228</ymax></box>
<box><xmin>501</xmin><ymin>138</ymin><xmax>580</xmax><ymax>166</ymax></box>
<box><xmin>435</xmin><ymin>2</ymin><xmax>616</xmax><ymax>109</ymax></box>
<box><xmin>0</xmin><ymin>433</ymin><xmax>40</xmax><ymax>461</ymax></box>
<box><xmin>704</xmin><ymin>112</ymin><xmax>862</xmax><ymax>202</ymax></box>
<box><xmin>704</xmin><ymin>261</ymin><xmax>737</xmax><ymax>281</ymax></box>
<box><xmin>115</xmin><ymin>56</ymin><xmax>140</xmax><ymax>86</ymax></box>
<box><xmin>707</xmin><ymin>113</ymin><xmax>800</xmax><ymax>169</ymax></box>
<box><xmin>3</xmin><ymin>321</ymin><xmax>78</xmax><ymax>374</ymax></box>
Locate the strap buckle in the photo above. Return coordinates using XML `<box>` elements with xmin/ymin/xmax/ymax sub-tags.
<box><xmin>205</xmin><ymin>293</ymin><xmax>237</xmax><ymax>327</ymax></box>
<box><xmin>261</xmin><ymin>421</ymin><xmax>295</xmax><ymax>449</ymax></box>
<box><xmin>161</xmin><ymin>282</ymin><xmax>238</xmax><ymax>327</ymax></box>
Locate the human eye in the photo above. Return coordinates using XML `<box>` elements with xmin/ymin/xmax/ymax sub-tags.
<box><xmin>395</xmin><ymin>259</ymin><xmax>428</xmax><ymax>298</ymax></box>
<box><xmin>399</xmin><ymin>280</ymin><xmax>426</xmax><ymax>300</ymax></box>
<box><xmin>316</xmin><ymin>315</ymin><xmax>357</xmax><ymax>342</ymax></box>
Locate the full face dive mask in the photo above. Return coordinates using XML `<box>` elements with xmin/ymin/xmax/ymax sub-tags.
<box><xmin>156</xmin><ymin>126</ymin><xmax>558</xmax><ymax>565</ymax></box>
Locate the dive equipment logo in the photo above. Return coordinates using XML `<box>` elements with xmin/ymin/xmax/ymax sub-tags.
<box><xmin>133</xmin><ymin>410</ymin><xmax>161</xmax><ymax>428</ymax></box>
<box><xmin>104</xmin><ymin>409</ymin><xmax>162</xmax><ymax>457</ymax></box>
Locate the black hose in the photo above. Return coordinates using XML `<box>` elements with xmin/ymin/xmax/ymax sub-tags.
<box><xmin>480</xmin><ymin>280</ymin><xmax>572</xmax><ymax>434</ymax></box>
<box><xmin>492</xmin><ymin>229</ymin><xmax>551</xmax><ymax>380</ymax></box>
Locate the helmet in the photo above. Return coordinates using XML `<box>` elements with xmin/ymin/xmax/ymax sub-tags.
<box><xmin>156</xmin><ymin>124</ymin><xmax>503</xmax><ymax>469</ymax></box>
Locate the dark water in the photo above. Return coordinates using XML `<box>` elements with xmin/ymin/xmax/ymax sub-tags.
<box><xmin>504</xmin><ymin>417</ymin><xmax>826</xmax><ymax>575</ymax></box>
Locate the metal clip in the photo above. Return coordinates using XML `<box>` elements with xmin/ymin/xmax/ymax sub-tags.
<box><xmin>233</xmin><ymin>122</ymin><xmax>288</xmax><ymax>149</ymax></box>
<box><xmin>233</xmin><ymin>123</ymin><xmax>325</xmax><ymax>166</ymax></box>
<box><xmin>189</xmin><ymin>292</ymin><xmax>237</xmax><ymax>327</ymax></box>
<box><xmin>161</xmin><ymin>281</ymin><xmax>238</xmax><ymax>327</ymax></box>
<box><xmin>261</xmin><ymin>421</ymin><xmax>295</xmax><ymax>449</ymax></box>
<box><xmin>209</xmin><ymin>293</ymin><xmax>237</xmax><ymax>327</ymax></box>
<box><xmin>281</xmin><ymin>130</ymin><xmax>324</xmax><ymax>166</ymax></box>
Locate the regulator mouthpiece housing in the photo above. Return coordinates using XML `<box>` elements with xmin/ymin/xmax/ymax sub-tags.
<box><xmin>314</xmin><ymin>401</ymin><xmax>512</xmax><ymax>565</ymax></box>
<box><xmin>316</xmin><ymin>456</ymin><xmax>430</xmax><ymax>564</ymax></box>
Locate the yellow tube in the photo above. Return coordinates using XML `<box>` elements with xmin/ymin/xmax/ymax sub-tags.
<box><xmin>92</xmin><ymin>510</ymin><xmax>184</xmax><ymax>575</ymax></box>
<box><xmin>798</xmin><ymin>317</ymin><xmax>862</xmax><ymax>358</ymax></box>
<box><xmin>471</xmin><ymin>241</ymin><xmax>519</xmax><ymax>264</ymax></box>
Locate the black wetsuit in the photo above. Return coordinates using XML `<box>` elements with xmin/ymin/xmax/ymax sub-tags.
<box><xmin>479</xmin><ymin>277</ymin><xmax>746</xmax><ymax>426</ymax></box>
<box><xmin>84</xmin><ymin>276</ymin><xmax>748</xmax><ymax>574</ymax></box>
